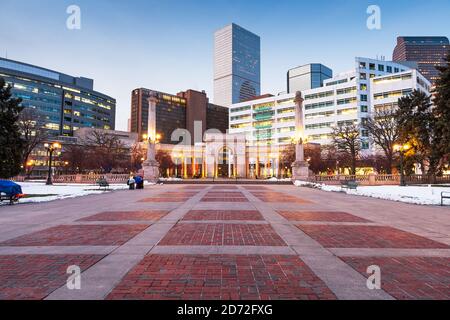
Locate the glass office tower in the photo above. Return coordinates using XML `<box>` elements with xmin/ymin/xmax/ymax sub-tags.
<box><xmin>393</xmin><ymin>36</ymin><xmax>450</xmax><ymax>84</ymax></box>
<box><xmin>214</xmin><ymin>23</ymin><xmax>261</xmax><ymax>106</ymax></box>
<box><xmin>0</xmin><ymin>58</ymin><xmax>116</xmax><ymax>136</ymax></box>
<box><xmin>287</xmin><ymin>63</ymin><xmax>333</xmax><ymax>93</ymax></box>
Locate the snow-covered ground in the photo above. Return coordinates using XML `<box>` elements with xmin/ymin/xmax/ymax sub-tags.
<box><xmin>295</xmin><ymin>181</ymin><xmax>450</xmax><ymax>206</ymax></box>
<box><xmin>5</xmin><ymin>182</ymin><xmax>131</xmax><ymax>204</ymax></box>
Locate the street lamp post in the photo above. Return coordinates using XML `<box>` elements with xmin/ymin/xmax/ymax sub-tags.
<box><xmin>44</xmin><ymin>142</ymin><xmax>62</xmax><ymax>185</ymax></box>
<box><xmin>394</xmin><ymin>144</ymin><xmax>410</xmax><ymax>187</ymax></box>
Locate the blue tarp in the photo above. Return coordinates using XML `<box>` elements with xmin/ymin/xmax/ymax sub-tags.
<box><xmin>0</xmin><ymin>180</ymin><xmax>23</xmax><ymax>197</ymax></box>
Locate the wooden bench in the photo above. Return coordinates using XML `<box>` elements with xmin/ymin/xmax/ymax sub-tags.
<box><xmin>340</xmin><ymin>180</ymin><xmax>359</xmax><ymax>190</ymax></box>
<box><xmin>96</xmin><ymin>179</ymin><xmax>110</xmax><ymax>190</ymax></box>
<box><xmin>441</xmin><ymin>192</ymin><xmax>450</xmax><ymax>206</ymax></box>
<box><xmin>0</xmin><ymin>192</ymin><xmax>23</xmax><ymax>205</ymax></box>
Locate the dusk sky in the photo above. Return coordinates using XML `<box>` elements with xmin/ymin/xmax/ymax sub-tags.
<box><xmin>1</xmin><ymin>0</ymin><xmax>449</xmax><ymax>130</ymax></box>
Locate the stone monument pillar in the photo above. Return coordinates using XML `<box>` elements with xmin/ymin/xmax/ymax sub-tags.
<box><xmin>292</xmin><ymin>91</ymin><xmax>310</xmax><ymax>181</ymax></box>
<box><xmin>142</xmin><ymin>96</ymin><xmax>160</xmax><ymax>182</ymax></box>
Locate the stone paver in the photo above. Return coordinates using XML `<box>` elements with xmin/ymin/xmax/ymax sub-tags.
<box><xmin>159</xmin><ymin>223</ymin><xmax>287</xmax><ymax>246</ymax></box>
<box><xmin>106</xmin><ymin>254</ymin><xmax>337</xmax><ymax>300</ymax></box>
<box><xmin>297</xmin><ymin>225</ymin><xmax>449</xmax><ymax>249</ymax></box>
<box><xmin>0</xmin><ymin>255</ymin><xmax>104</xmax><ymax>300</ymax></box>
<box><xmin>0</xmin><ymin>225</ymin><xmax>150</xmax><ymax>247</ymax></box>
<box><xmin>0</xmin><ymin>183</ymin><xmax>448</xmax><ymax>300</ymax></box>
<box><xmin>342</xmin><ymin>257</ymin><xmax>450</xmax><ymax>300</ymax></box>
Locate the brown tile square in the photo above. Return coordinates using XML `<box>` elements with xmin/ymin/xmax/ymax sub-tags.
<box><xmin>107</xmin><ymin>254</ymin><xmax>336</xmax><ymax>300</ymax></box>
<box><xmin>278</xmin><ymin>211</ymin><xmax>370</xmax><ymax>222</ymax></box>
<box><xmin>0</xmin><ymin>225</ymin><xmax>149</xmax><ymax>246</ymax></box>
<box><xmin>183</xmin><ymin>210</ymin><xmax>264</xmax><ymax>221</ymax></box>
<box><xmin>297</xmin><ymin>225</ymin><xmax>449</xmax><ymax>249</ymax></box>
<box><xmin>159</xmin><ymin>223</ymin><xmax>286</xmax><ymax>246</ymax></box>
<box><xmin>78</xmin><ymin>210</ymin><xmax>169</xmax><ymax>222</ymax></box>
<box><xmin>342</xmin><ymin>257</ymin><xmax>450</xmax><ymax>300</ymax></box>
<box><xmin>0</xmin><ymin>254</ymin><xmax>104</xmax><ymax>300</ymax></box>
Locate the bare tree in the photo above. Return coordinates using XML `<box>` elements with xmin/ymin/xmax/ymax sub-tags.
<box><xmin>17</xmin><ymin>108</ymin><xmax>48</xmax><ymax>172</ymax></box>
<box><xmin>331</xmin><ymin>123</ymin><xmax>361</xmax><ymax>175</ymax></box>
<box><xmin>365</xmin><ymin>108</ymin><xmax>400</xmax><ymax>174</ymax></box>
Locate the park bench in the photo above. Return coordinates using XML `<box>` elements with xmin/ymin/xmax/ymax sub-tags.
<box><xmin>340</xmin><ymin>180</ymin><xmax>358</xmax><ymax>190</ymax></box>
<box><xmin>441</xmin><ymin>191</ymin><xmax>450</xmax><ymax>206</ymax></box>
<box><xmin>96</xmin><ymin>178</ymin><xmax>110</xmax><ymax>190</ymax></box>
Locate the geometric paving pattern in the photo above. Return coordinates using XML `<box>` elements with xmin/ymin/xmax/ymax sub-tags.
<box><xmin>0</xmin><ymin>225</ymin><xmax>150</xmax><ymax>246</ymax></box>
<box><xmin>342</xmin><ymin>257</ymin><xmax>450</xmax><ymax>300</ymax></box>
<box><xmin>0</xmin><ymin>255</ymin><xmax>104</xmax><ymax>300</ymax></box>
<box><xmin>183</xmin><ymin>210</ymin><xmax>264</xmax><ymax>221</ymax></box>
<box><xmin>106</xmin><ymin>254</ymin><xmax>337</xmax><ymax>300</ymax></box>
<box><xmin>159</xmin><ymin>223</ymin><xmax>287</xmax><ymax>246</ymax></box>
<box><xmin>278</xmin><ymin>211</ymin><xmax>371</xmax><ymax>222</ymax></box>
<box><xmin>296</xmin><ymin>225</ymin><xmax>449</xmax><ymax>249</ymax></box>
<box><xmin>78</xmin><ymin>211</ymin><xmax>169</xmax><ymax>222</ymax></box>
<box><xmin>0</xmin><ymin>183</ymin><xmax>449</xmax><ymax>300</ymax></box>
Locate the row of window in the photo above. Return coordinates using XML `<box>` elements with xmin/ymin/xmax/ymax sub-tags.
<box><xmin>373</xmin><ymin>89</ymin><xmax>413</xmax><ymax>100</ymax></box>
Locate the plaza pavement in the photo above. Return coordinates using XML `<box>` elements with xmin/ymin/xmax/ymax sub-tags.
<box><xmin>0</xmin><ymin>184</ymin><xmax>448</xmax><ymax>300</ymax></box>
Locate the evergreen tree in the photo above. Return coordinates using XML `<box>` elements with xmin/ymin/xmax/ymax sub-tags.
<box><xmin>433</xmin><ymin>53</ymin><xmax>450</xmax><ymax>163</ymax></box>
<box><xmin>396</xmin><ymin>89</ymin><xmax>442</xmax><ymax>176</ymax></box>
<box><xmin>0</xmin><ymin>78</ymin><xmax>25</xmax><ymax>179</ymax></box>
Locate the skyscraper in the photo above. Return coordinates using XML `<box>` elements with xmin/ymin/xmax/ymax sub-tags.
<box><xmin>287</xmin><ymin>63</ymin><xmax>333</xmax><ymax>93</ymax></box>
<box><xmin>393</xmin><ymin>36</ymin><xmax>450</xmax><ymax>84</ymax></box>
<box><xmin>214</xmin><ymin>23</ymin><xmax>261</xmax><ymax>107</ymax></box>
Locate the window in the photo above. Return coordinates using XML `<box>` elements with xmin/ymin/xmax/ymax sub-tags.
<box><xmin>387</xmin><ymin>66</ymin><xmax>392</xmax><ymax>73</ymax></box>
<box><xmin>362</xmin><ymin>141</ymin><xmax>370</xmax><ymax>150</ymax></box>
<box><xmin>359</xmin><ymin>62</ymin><xmax>366</xmax><ymax>69</ymax></box>
<box><xmin>360</xmin><ymin>94</ymin><xmax>368</xmax><ymax>102</ymax></box>
<box><xmin>360</xmin><ymin>84</ymin><xmax>368</xmax><ymax>91</ymax></box>
<box><xmin>361</xmin><ymin>129</ymin><xmax>369</xmax><ymax>137</ymax></box>
<box><xmin>360</xmin><ymin>73</ymin><xmax>367</xmax><ymax>80</ymax></box>
<box><xmin>369</xmin><ymin>63</ymin><xmax>376</xmax><ymax>70</ymax></box>
<box><xmin>361</xmin><ymin>105</ymin><xmax>368</xmax><ymax>113</ymax></box>
<box><xmin>378</xmin><ymin>64</ymin><xmax>385</xmax><ymax>72</ymax></box>
<box><xmin>394</xmin><ymin>68</ymin><xmax>399</xmax><ymax>73</ymax></box>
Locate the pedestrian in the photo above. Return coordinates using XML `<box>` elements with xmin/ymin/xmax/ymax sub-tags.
<box><xmin>135</xmin><ymin>175</ymin><xmax>144</xmax><ymax>190</ymax></box>
<box><xmin>127</xmin><ymin>176</ymin><xmax>135</xmax><ymax>190</ymax></box>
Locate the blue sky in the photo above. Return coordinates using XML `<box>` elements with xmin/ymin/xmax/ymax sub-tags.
<box><xmin>1</xmin><ymin>0</ymin><xmax>449</xmax><ymax>130</ymax></box>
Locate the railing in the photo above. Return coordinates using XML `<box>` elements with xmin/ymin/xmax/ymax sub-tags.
<box><xmin>11</xmin><ymin>174</ymin><xmax>130</xmax><ymax>184</ymax></box>
<box><xmin>309</xmin><ymin>174</ymin><xmax>450</xmax><ymax>186</ymax></box>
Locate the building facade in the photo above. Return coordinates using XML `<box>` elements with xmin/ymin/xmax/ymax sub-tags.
<box><xmin>214</xmin><ymin>23</ymin><xmax>261</xmax><ymax>106</ymax></box>
<box><xmin>287</xmin><ymin>63</ymin><xmax>333</xmax><ymax>93</ymax></box>
<box><xmin>130</xmin><ymin>88</ymin><xmax>229</xmax><ymax>145</ymax></box>
<box><xmin>393</xmin><ymin>36</ymin><xmax>450</xmax><ymax>84</ymax></box>
<box><xmin>229</xmin><ymin>57</ymin><xmax>431</xmax><ymax>152</ymax></box>
<box><xmin>0</xmin><ymin>58</ymin><xmax>116</xmax><ymax>136</ymax></box>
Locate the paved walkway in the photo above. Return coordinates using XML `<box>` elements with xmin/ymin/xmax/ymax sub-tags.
<box><xmin>0</xmin><ymin>184</ymin><xmax>448</xmax><ymax>300</ymax></box>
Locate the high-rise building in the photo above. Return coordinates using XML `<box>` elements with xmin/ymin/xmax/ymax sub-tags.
<box><xmin>214</xmin><ymin>23</ymin><xmax>261</xmax><ymax>106</ymax></box>
<box><xmin>287</xmin><ymin>63</ymin><xmax>333</xmax><ymax>93</ymax></box>
<box><xmin>393</xmin><ymin>36</ymin><xmax>450</xmax><ymax>84</ymax></box>
<box><xmin>229</xmin><ymin>57</ymin><xmax>431</xmax><ymax>152</ymax></box>
<box><xmin>0</xmin><ymin>58</ymin><xmax>116</xmax><ymax>136</ymax></box>
<box><xmin>130</xmin><ymin>88</ymin><xmax>229</xmax><ymax>145</ymax></box>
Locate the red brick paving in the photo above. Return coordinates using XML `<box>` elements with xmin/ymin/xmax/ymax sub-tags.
<box><xmin>159</xmin><ymin>223</ymin><xmax>286</xmax><ymax>246</ymax></box>
<box><xmin>342</xmin><ymin>257</ymin><xmax>450</xmax><ymax>300</ymax></box>
<box><xmin>78</xmin><ymin>210</ymin><xmax>169</xmax><ymax>222</ymax></box>
<box><xmin>107</xmin><ymin>254</ymin><xmax>336</xmax><ymax>300</ymax></box>
<box><xmin>183</xmin><ymin>210</ymin><xmax>264</xmax><ymax>221</ymax></box>
<box><xmin>201</xmin><ymin>197</ymin><xmax>249</xmax><ymax>202</ymax></box>
<box><xmin>0</xmin><ymin>254</ymin><xmax>104</xmax><ymax>300</ymax></box>
<box><xmin>253</xmin><ymin>193</ymin><xmax>312</xmax><ymax>204</ymax></box>
<box><xmin>243</xmin><ymin>186</ymin><xmax>269</xmax><ymax>191</ymax></box>
<box><xmin>0</xmin><ymin>225</ymin><xmax>150</xmax><ymax>246</ymax></box>
<box><xmin>278</xmin><ymin>211</ymin><xmax>371</xmax><ymax>223</ymax></box>
<box><xmin>140</xmin><ymin>197</ymin><xmax>190</xmax><ymax>203</ymax></box>
<box><xmin>204</xmin><ymin>192</ymin><xmax>244</xmax><ymax>197</ymax></box>
<box><xmin>296</xmin><ymin>225</ymin><xmax>449</xmax><ymax>249</ymax></box>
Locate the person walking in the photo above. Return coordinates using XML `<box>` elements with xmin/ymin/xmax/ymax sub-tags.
<box><xmin>127</xmin><ymin>176</ymin><xmax>136</xmax><ymax>190</ymax></box>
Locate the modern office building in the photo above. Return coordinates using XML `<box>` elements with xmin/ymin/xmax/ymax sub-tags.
<box><xmin>287</xmin><ymin>63</ymin><xmax>333</xmax><ymax>93</ymax></box>
<box><xmin>214</xmin><ymin>23</ymin><xmax>261</xmax><ymax>106</ymax></box>
<box><xmin>393</xmin><ymin>36</ymin><xmax>450</xmax><ymax>84</ymax></box>
<box><xmin>130</xmin><ymin>88</ymin><xmax>229</xmax><ymax>145</ymax></box>
<box><xmin>0</xmin><ymin>58</ymin><xmax>116</xmax><ymax>137</ymax></box>
<box><xmin>229</xmin><ymin>57</ymin><xmax>431</xmax><ymax>152</ymax></box>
